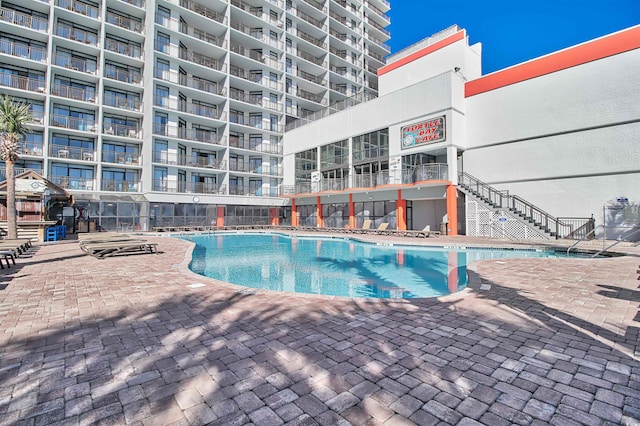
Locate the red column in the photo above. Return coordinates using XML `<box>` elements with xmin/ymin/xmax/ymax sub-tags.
<box><xmin>446</xmin><ymin>184</ymin><xmax>458</xmax><ymax>236</ymax></box>
<box><xmin>291</xmin><ymin>199</ymin><xmax>298</xmax><ymax>227</ymax></box>
<box><xmin>216</xmin><ymin>206</ymin><xmax>225</xmax><ymax>227</ymax></box>
<box><xmin>269</xmin><ymin>208</ymin><xmax>280</xmax><ymax>226</ymax></box>
<box><xmin>349</xmin><ymin>194</ymin><xmax>355</xmax><ymax>229</ymax></box>
<box><xmin>396</xmin><ymin>189</ymin><xmax>407</xmax><ymax>231</ymax></box>
<box><xmin>316</xmin><ymin>196</ymin><xmax>323</xmax><ymax>228</ymax></box>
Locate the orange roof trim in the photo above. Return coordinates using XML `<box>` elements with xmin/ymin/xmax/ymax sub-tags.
<box><xmin>465</xmin><ymin>26</ymin><xmax>640</xmax><ymax>97</ymax></box>
<box><xmin>378</xmin><ymin>30</ymin><xmax>466</xmax><ymax>76</ymax></box>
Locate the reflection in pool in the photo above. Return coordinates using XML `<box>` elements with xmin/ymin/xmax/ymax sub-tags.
<box><xmin>187</xmin><ymin>233</ymin><xmax>568</xmax><ymax>299</ymax></box>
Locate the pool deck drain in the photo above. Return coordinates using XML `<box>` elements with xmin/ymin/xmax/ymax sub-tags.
<box><xmin>0</xmin><ymin>233</ymin><xmax>638</xmax><ymax>425</ymax></box>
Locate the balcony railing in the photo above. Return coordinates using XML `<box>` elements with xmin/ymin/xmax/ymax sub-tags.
<box><xmin>104</xmin><ymin>64</ymin><xmax>141</xmax><ymax>84</ymax></box>
<box><xmin>287</xmin><ymin>46</ymin><xmax>326</xmax><ymax>67</ymax></box>
<box><xmin>231</xmin><ymin>19</ymin><xmax>283</xmax><ymax>49</ymax></box>
<box><xmin>229</xmin><ymin>65</ymin><xmax>283</xmax><ymax>91</ymax></box>
<box><xmin>229</xmin><ymin>41</ymin><xmax>283</xmax><ymax>69</ymax></box>
<box><xmin>56</xmin><ymin>23</ymin><xmax>98</xmax><ymax>46</ymax></box>
<box><xmin>153</xmin><ymin>151</ymin><xmax>225</xmax><ymax>169</ymax></box>
<box><xmin>55</xmin><ymin>53</ymin><xmax>97</xmax><ymax>74</ymax></box>
<box><xmin>290</xmin><ymin>66</ymin><xmax>326</xmax><ymax>86</ymax></box>
<box><xmin>50</xmin><ymin>144</ymin><xmax>95</xmax><ymax>161</ymax></box>
<box><xmin>120</xmin><ymin>0</ymin><xmax>144</xmax><ymax>8</ymax></box>
<box><xmin>102</xmin><ymin>151</ymin><xmax>141</xmax><ymax>165</ymax></box>
<box><xmin>153</xmin><ymin>124</ymin><xmax>225</xmax><ymax>145</ymax></box>
<box><xmin>18</xmin><ymin>142</ymin><xmax>44</xmax><ymax>156</ymax></box>
<box><xmin>105</xmin><ymin>38</ymin><xmax>143</xmax><ymax>59</ymax></box>
<box><xmin>179</xmin><ymin>48</ymin><xmax>225</xmax><ymax>71</ymax></box>
<box><xmin>106</xmin><ymin>11</ymin><xmax>143</xmax><ymax>33</ymax></box>
<box><xmin>229</xmin><ymin>138</ymin><xmax>283</xmax><ymax>155</ymax></box>
<box><xmin>102</xmin><ymin>179</ymin><xmax>139</xmax><ymax>192</ymax></box>
<box><xmin>103</xmin><ymin>94</ymin><xmax>142</xmax><ymax>111</ymax></box>
<box><xmin>229</xmin><ymin>113</ymin><xmax>284</xmax><ymax>133</ymax></box>
<box><xmin>230</xmin><ymin>0</ymin><xmax>280</xmax><ymax>27</ymax></box>
<box><xmin>229</xmin><ymin>90</ymin><xmax>282</xmax><ymax>112</ymax></box>
<box><xmin>0</xmin><ymin>7</ymin><xmax>48</xmax><ymax>31</ymax></box>
<box><xmin>179</xmin><ymin>0</ymin><xmax>226</xmax><ymax>24</ymax></box>
<box><xmin>287</xmin><ymin>6</ymin><xmax>326</xmax><ymax>31</ymax></box>
<box><xmin>153</xmin><ymin>179</ymin><xmax>226</xmax><ymax>195</ymax></box>
<box><xmin>0</xmin><ymin>167</ymin><xmax>43</xmax><ymax>181</ymax></box>
<box><xmin>51</xmin><ymin>83</ymin><xmax>97</xmax><ymax>102</ymax></box>
<box><xmin>154</xmin><ymin>97</ymin><xmax>226</xmax><ymax>120</ymax></box>
<box><xmin>0</xmin><ymin>74</ymin><xmax>45</xmax><ymax>93</ymax></box>
<box><xmin>56</xmin><ymin>0</ymin><xmax>99</xmax><ymax>18</ymax></box>
<box><xmin>49</xmin><ymin>176</ymin><xmax>94</xmax><ymax>191</ymax></box>
<box><xmin>103</xmin><ymin>123</ymin><xmax>142</xmax><ymax>138</ymax></box>
<box><xmin>0</xmin><ymin>40</ymin><xmax>46</xmax><ymax>62</ymax></box>
<box><xmin>290</xmin><ymin>27</ymin><xmax>326</xmax><ymax>49</ymax></box>
<box><xmin>154</xmin><ymin>67</ymin><xmax>226</xmax><ymax>96</ymax></box>
<box><xmin>364</xmin><ymin>1</ymin><xmax>390</xmax><ymax>23</ymax></box>
<box><xmin>50</xmin><ymin>114</ymin><xmax>97</xmax><ymax>132</ymax></box>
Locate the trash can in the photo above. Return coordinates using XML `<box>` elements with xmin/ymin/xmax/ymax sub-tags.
<box><xmin>440</xmin><ymin>222</ymin><xmax>447</xmax><ymax>235</ymax></box>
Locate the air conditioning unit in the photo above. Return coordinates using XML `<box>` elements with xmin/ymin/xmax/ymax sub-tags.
<box><xmin>277</xmin><ymin>22</ymin><xmax>283</xmax><ymax>28</ymax></box>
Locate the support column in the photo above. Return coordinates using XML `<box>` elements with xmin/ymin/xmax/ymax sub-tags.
<box><xmin>269</xmin><ymin>207</ymin><xmax>279</xmax><ymax>226</ymax></box>
<box><xmin>316</xmin><ymin>196</ymin><xmax>323</xmax><ymax>228</ymax></box>
<box><xmin>291</xmin><ymin>199</ymin><xmax>298</xmax><ymax>227</ymax></box>
<box><xmin>446</xmin><ymin>184</ymin><xmax>458</xmax><ymax>236</ymax></box>
<box><xmin>216</xmin><ymin>206</ymin><xmax>225</xmax><ymax>227</ymax></box>
<box><xmin>396</xmin><ymin>190</ymin><xmax>407</xmax><ymax>231</ymax></box>
<box><xmin>349</xmin><ymin>194</ymin><xmax>355</xmax><ymax>229</ymax></box>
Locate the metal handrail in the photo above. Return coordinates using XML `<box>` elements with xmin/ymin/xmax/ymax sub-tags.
<box><xmin>567</xmin><ymin>225</ymin><xmax>603</xmax><ymax>255</ymax></box>
<box><xmin>591</xmin><ymin>227</ymin><xmax>640</xmax><ymax>258</ymax></box>
<box><xmin>458</xmin><ymin>171</ymin><xmax>593</xmax><ymax>239</ymax></box>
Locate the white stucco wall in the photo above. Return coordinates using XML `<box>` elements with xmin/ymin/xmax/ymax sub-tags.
<box><xmin>463</xmin><ymin>48</ymin><xmax>640</xmax><ymax>220</ymax></box>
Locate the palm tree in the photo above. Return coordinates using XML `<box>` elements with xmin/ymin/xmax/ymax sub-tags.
<box><xmin>0</xmin><ymin>95</ymin><xmax>32</xmax><ymax>239</ymax></box>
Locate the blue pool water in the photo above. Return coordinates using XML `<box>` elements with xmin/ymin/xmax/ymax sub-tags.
<box><xmin>187</xmin><ymin>233</ymin><xmax>572</xmax><ymax>299</ymax></box>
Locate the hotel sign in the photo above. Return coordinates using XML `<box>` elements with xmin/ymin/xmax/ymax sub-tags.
<box><xmin>401</xmin><ymin>116</ymin><xmax>446</xmax><ymax>149</ymax></box>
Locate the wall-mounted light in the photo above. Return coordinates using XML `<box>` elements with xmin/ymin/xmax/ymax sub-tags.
<box><xmin>453</xmin><ymin>67</ymin><xmax>468</xmax><ymax>81</ymax></box>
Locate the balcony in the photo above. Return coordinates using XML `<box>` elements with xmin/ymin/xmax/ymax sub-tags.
<box><xmin>179</xmin><ymin>0</ymin><xmax>226</xmax><ymax>24</ymax></box>
<box><xmin>179</xmin><ymin>48</ymin><xmax>224</xmax><ymax>71</ymax></box>
<box><xmin>229</xmin><ymin>65</ymin><xmax>283</xmax><ymax>91</ymax></box>
<box><xmin>51</xmin><ymin>83</ymin><xmax>97</xmax><ymax>103</ymax></box>
<box><xmin>0</xmin><ymin>7</ymin><xmax>48</xmax><ymax>31</ymax></box>
<box><xmin>229</xmin><ymin>138</ymin><xmax>283</xmax><ymax>155</ymax></box>
<box><xmin>106</xmin><ymin>11</ymin><xmax>143</xmax><ymax>33</ymax></box>
<box><xmin>229</xmin><ymin>113</ymin><xmax>284</xmax><ymax>133</ymax></box>
<box><xmin>102</xmin><ymin>151</ymin><xmax>141</xmax><ymax>165</ymax></box>
<box><xmin>56</xmin><ymin>24</ymin><xmax>99</xmax><ymax>46</ymax></box>
<box><xmin>230</xmin><ymin>41</ymin><xmax>282</xmax><ymax>70</ymax></box>
<box><xmin>105</xmin><ymin>38</ymin><xmax>143</xmax><ymax>59</ymax></box>
<box><xmin>50</xmin><ymin>114</ymin><xmax>97</xmax><ymax>132</ymax></box>
<box><xmin>0</xmin><ymin>74</ymin><xmax>45</xmax><ymax>93</ymax></box>
<box><xmin>0</xmin><ymin>39</ymin><xmax>46</xmax><ymax>62</ymax></box>
<box><xmin>104</xmin><ymin>64</ymin><xmax>141</xmax><ymax>84</ymax></box>
<box><xmin>153</xmin><ymin>124</ymin><xmax>225</xmax><ymax>145</ymax></box>
<box><xmin>102</xmin><ymin>179</ymin><xmax>139</xmax><ymax>192</ymax></box>
<box><xmin>56</xmin><ymin>0</ymin><xmax>99</xmax><ymax>19</ymax></box>
<box><xmin>301</xmin><ymin>0</ymin><xmax>326</xmax><ymax>12</ymax></box>
<box><xmin>286</xmin><ymin>6</ymin><xmax>326</xmax><ymax>31</ymax></box>
<box><xmin>290</xmin><ymin>66</ymin><xmax>326</xmax><ymax>86</ymax></box>
<box><xmin>229</xmin><ymin>89</ymin><xmax>282</xmax><ymax>112</ymax></box>
<box><xmin>365</xmin><ymin>16</ymin><xmax>390</xmax><ymax>37</ymax></box>
<box><xmin>154</xmin><ymin>67</ymin><xmax>226</xmax><ymax>96</ymax></box>
<box><xmin>154</xmin><ymin>97</ymin><xmax>226</xmax><ymax>120</ymax></box>
<box><xmin>230</xmin><ymin>0</ymin><xmax>280</xmax><ymax>27</ymax></box>
<box><xmin>153</xmin><ymin>151</ymin><xmax>225</xmax><ymax>169</ymax></box>
<box><xmin>103</xmin><ymin>94</ymin><xmax>142</xmax><ymax>111</ymax></box>
<box><xmin>120</xmin><ymin>0</ymin><xmax>144</xmax><ymax>8</ymax></box>
<box><xmin>18</xmin><ymin>142</ymin><xmax>44</xmax><ymax>156</ymax></box>
<box><xmin>229</xmin><ymin>30</ymin><xmax>282</xmax><ymax>56</ymax></box>
<box><xmin>50</xmin><ymin>144</ymin><xmax>95</xmax><ymax>161</ymax></box>
<box><xmin>0</xmin><ymin>167</ymin><xmax>43</xmax><ymax>181</ymax></box>
<box><xmin>50</xmin><ymin>176</ymin><xmax>94</xmax><ymax>191</ymax></box>
<box><xmin>55</xmin><ymin>53</ymin><xmax>97</xmax><ymax>74</ymax></box>
<box><xmin>103</xmin><ymin>123</ymin><xmax>142</xmax><ymax>138</ymax></box>
<box><xmin>153</xmin><ymin>179</ymin><xmax>225</xmax><ymax>195</ymax></box>
<box><xmin>290</xmin><ymin>87</ymin><xmax>326</xmax><ymax>105</ymax></box>
<box><xmin>287</xmin><ymin>46</ymin><xmax>326</xmax><ymax>67</ymax></box>
<box><xmin>289</xmin><ymin>27</ymin><xmax>326</xmax><ymax>49</ymax></box>
<box><xmin>363</xmin><ymin>1</ymin><xmax>390</xmax><ymax>24</ymax></box>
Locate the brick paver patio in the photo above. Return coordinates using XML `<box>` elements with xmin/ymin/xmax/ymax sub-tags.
<box><xmin>0</xmin><ymin>234</ymin><xmax>638</xmax><ymax>425</ymax></box>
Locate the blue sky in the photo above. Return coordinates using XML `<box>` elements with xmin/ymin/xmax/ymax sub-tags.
<box><xmin>386</xmin><ymin>0</ymin><xmax>640</xmax><ymax>74</ymax></box>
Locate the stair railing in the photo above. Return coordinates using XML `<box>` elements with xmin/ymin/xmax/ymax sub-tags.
<box><xmin>458</xmin><ymin>172</ymin><xmax>593</xmax><ymax>239</ymax></box>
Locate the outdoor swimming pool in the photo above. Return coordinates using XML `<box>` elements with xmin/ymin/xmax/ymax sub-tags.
<box><xmin>186</xmin><ymin>233</ymin><xmax>578</xmax><ymax>299</ymax></box>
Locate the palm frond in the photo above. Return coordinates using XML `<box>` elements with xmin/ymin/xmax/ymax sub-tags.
<box><xmin>0</xmin><ymin>94</ymin><xmax>32</xmax><ymax>138</ymax></box>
